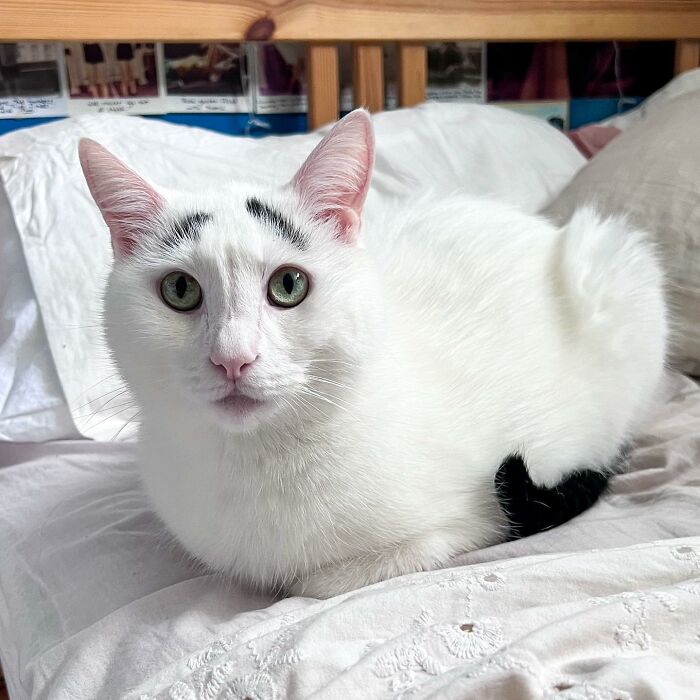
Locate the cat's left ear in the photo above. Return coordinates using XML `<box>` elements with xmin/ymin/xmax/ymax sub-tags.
<box><xmin>79</xmin><ymin>138</ymin><xmax>164</xmax><ymax>258</ymax></box>
<box><xmin>290</xmin><ymin>109</ymin><xmax>374</xmax><ymax>243</ymax></box>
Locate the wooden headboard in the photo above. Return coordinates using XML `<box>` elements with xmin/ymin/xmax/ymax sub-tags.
<box><xmin>2</xmin><ymin>0</ymin><xmax>700</xmax><ymax>129</ymax></box>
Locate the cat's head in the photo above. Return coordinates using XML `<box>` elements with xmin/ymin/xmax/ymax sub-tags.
<box><xmin>80</xmin><ymin>110</ymin><xmax>382</xmax><ymax>433</ymax></box>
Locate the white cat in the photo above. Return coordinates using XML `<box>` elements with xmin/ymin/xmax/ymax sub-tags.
<box><xmin>79</xmin><ymin>109</ymin><xmax>667</xmax><ymax>598</ymax></box>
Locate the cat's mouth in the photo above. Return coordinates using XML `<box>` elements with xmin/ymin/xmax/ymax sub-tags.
<box><xmin>213</xmin><ymin>389</ymin><xmax>265</xmax><ymax>417</ymax></box>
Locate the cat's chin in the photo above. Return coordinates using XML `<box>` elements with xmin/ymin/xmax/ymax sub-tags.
<box><xmin>208</xmin><ymin>390</ymin><xmax>273</xmax><ymax>432</ymax></box>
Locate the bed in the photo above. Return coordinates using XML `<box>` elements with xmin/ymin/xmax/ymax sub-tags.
<box><xmin>2</xmin><ymin>2</ymin><xmax>700</xmax><ymax>699</ymax></box>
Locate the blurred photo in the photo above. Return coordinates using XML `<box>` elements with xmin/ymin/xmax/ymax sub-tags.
<box><xmin>164</xmin><ymin>43</ymin><xmax>246</xmax><ymax>96</ymax></box>
<box><xmin>0</xmin><ymin>43</ymin><xmax>61</xmax><ymax>97</ymax></box>
<box><xmin>427</xmin><ymin>41</ymin><xmax>485</xmax><ymax>101</ymax></box>
<box><xmin>257</xmin><ymin>43</ymin><xmax>304</xmax><ymax>97</ymax></box>
<box><xmin>254</xmin><ymin>43</ymin><xmax>307</xmax><ymax>113</ymax></box>
<box><xmin>64</xmin><ymin>43</ymin><xmax>157</xmax><ymax>99</ymax></box>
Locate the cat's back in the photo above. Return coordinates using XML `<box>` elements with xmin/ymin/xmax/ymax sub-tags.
<box><xmin>368</xmin><ymin>192</ymin><xmax>667</xmax><ymax>486</ymax></box>
<box><xmin>370</xmin><ymin>194</ymin><xmax>558</xmax><ymax>340</ymax></box>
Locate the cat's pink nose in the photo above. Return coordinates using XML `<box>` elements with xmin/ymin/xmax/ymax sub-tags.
<box><xmin>210</xmin><ymin>352</ymin><xmax>258</xmax><ymax>380</ymax></box>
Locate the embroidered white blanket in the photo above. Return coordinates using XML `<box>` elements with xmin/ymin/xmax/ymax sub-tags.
<box><xmin>133</xmin><ymin>539</ymin><xmax>700</xmax><ymax>700</ymax></box>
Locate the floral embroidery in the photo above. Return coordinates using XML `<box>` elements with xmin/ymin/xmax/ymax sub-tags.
<box><xmin>671</xmin><ymin>544</ymin><xmax>700</xmax><ymax>576</ymax></box>
<box><xmin>672</xmin><ymin>544</ymin><xmax>696</xmax><ymax>560</ymax></box>
<box><xmin>435</xmin><ymin>571</ymin><xmax>471</xmax><ymax>590</ymax></box>
<box><xmin>410</xmin><ymin>608</ymin><xmax>434</xmax><ymax>632</ymax></box>
<box><xmin>190</xmin><ymin>661</ymin><xmax>237</xmax><ymax>699</ymax></box>
<box><xmin>436</xmin><ymin>619</ymin><xmax>504</xmax><ymax>660</ymax></box>
<box><xmin>158</xmin><ymin>625</ymin><xmax>303</xmax><ymax>700</ymax></box>
<box><xmin>477</xmin><ymin>571</ymin><xmax>505</xmax><ymax>591</ymax></box>
<box><xmin>247</xmin><ymin>628</ymin><xmax>304</xmax><ymax>671</ymax></box>
<box><xmin>372</xmin><ymin>609</ymin><xmax>442</xmax><ymax>694</ymax></box>
<box><xmin>221</xmin><ymin>672</ymin><xmax>275</xmax><ymax>700</ymax></box>
<box><xmin>680</xmin><ymin>579</ymin><xmax>700</xmax><ymax>596</ymax></box>
<box><xmin>590</xmin><ymin>589</ymin><xmax>677</xmax><ymax>612</ymax></box>
<box><xmin>651</xmin><ymin>590</ymin><xmax>678</xmax><ymax>612</ymax></box>
<box><xmin>545</xmin><ymin>680</ymin><xmax>632</xmax><ymax>700</ymax></box>
<box><xmin>373</xmin><ymin>641</ymin><xmax>442</xmax><ymax>693</ymax></box>
<box><xmin>168</xmin><ymin>682</ymin><xmax>195</xmax><ymax>700</ymax></box>
<box><xmin>187</xmin><ymin>639</ymin><xmax>235</xmax><ymax>671</ymax></box>
<box><xmin>435</xmin><ymin>568</ymin><xmax>504</xmax><ymax>592</ymax></box>
<box><xmin>434</xmin><ymin>568</ymin><xmax>505</xmax><ymax>618</ymax></box>
<box><xmin>615</xmin><ymin>623</ymin><xmax>651</xmax><ymax>651</ymax></box>
<box><xmin>612</xmin><ymin>589</ymin><xmax>677</xmax><ymax>654</ymax></box>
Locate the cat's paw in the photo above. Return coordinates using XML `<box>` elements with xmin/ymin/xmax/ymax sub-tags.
<box><xmin>288</xmin><ymin>536</ymin><xmax>459</xmax><ymax>599</ymax></box>
<box><xmin>288</xmin><ymin>566</ymin><xmax>362</xmax><ymax>599</ymax></box>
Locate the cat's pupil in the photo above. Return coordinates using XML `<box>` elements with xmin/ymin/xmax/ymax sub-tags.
<box><xmin>283</xmin><ymin>272</ymin><xmax>294</xmax><ymax>294</ymax></box>
<box><xmin>175</xmin><ymin>275</ymin><xmax>187</xmax><ymax>298</ymax></box>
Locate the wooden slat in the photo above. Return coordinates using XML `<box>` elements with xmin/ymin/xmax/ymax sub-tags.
<box><xmin>353</xmin><ymin>44</ymin><xmax>385</xmax><ymax>112</ymax></box>
<box><xmin>2</xmin><ymin>1</ymin><xmax>700</xmax><ymax>42</ymax></box>
<box><xmin>307</xmin><ymin>44</ymin><xmax>339</xmax><ymax>130</ymax></box>
<box><xmin>398</xmin><ymin>43</ymin><xmax>427</xmax><ymax>107</ymax></box>
<box><xmin>675</xmin><ymin>39</ymin><xmax>700</xmax><ymax>73</ymax></box>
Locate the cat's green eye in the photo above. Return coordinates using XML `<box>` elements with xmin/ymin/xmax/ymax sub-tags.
<box><xmin>267</xmin><ymin>267</ymin><xmax>309</xmax><ymax>308</ymax></box>
<box><xmin>160</xmin><ymin>271</ymin><xmax>202</xmax><ymax>311</ymax></box>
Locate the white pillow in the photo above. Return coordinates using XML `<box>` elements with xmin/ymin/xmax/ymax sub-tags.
<box><xmin>602</xmin><ymin>66</ymin><xmax>700</xmax><ymax>131</ymax></box>
<box><xmin>0</xmin><ymin>104</ymin><xmax>584</xmax><ymax>439</ymax></box>
<box><xmin>544</xmin><ymin>91</ymin><xmax>700</xmax><ymax>375</ymax></box>
<box><xmin>0</xmin><ymin>181</ymin><xmax>78</xmax><ymax>441</ymax></box>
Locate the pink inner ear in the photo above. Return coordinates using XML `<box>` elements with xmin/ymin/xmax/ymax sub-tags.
<box><xmin>291</xmin><ymin>109</ymin><xmax>374</xmax><ymax>242</ymax></box>
<box><xmin>79</xmin><ymin>138</ymin><xmax>164</xmax><ymax>257</ymax></box>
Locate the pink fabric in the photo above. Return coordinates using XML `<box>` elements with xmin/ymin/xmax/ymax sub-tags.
<box><xmin>568</xmin><ymin>125</ymin><xmax>622</xmax><ymax>159</ymax></box>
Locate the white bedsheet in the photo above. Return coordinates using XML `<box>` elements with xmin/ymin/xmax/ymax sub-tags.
<box><xmin>1</xmin><ymin>371</ymin><xmax>699</xmax><ymax>699</ymax></box>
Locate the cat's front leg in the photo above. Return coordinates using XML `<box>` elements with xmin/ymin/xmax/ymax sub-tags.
<box><xmin>288</xmin><ymin>533</ymin><xmax>468</xmax><ymax>599</ymax></box>
<box><xmin>289</xmin><ymin>561</ymin><xmax>377</xmax><ymax>599</ymax></box>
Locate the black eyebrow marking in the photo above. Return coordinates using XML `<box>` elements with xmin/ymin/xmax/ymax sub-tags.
<box><xmin>245</xmin><ymin>197</ymin><xmax>307</xmax><ymax>250</ymax></box>
<box><xmin>162</xmin><ymin>211</ymin><xmax>212</xmax><ymax>249</ymax></box>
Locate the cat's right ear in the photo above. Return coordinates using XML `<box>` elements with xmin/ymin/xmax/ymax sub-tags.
<box><xmin>78</xmin><ymin>138</ymin><xmax>164</xmax><ymax>258</ymax></box>
<box><xmin>290</xmin><ymin>109</ymin><xmax>374</xmax><ymax>244</ymax></box>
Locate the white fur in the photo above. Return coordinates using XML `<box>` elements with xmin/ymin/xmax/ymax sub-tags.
<box><xmin>84</xmin><ymin>111</ymin><xmax>668</xmax><ymax>598</ymax></box>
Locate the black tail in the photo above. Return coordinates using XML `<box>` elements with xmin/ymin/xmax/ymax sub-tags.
<box><xmin>495</xmin><ymin>454</ymin><xmax>613</xmax><ymax>540</ymax></box>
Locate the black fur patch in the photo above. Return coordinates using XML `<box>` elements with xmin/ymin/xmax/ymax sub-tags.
<box><xmin>163</xmin><ymin>212</ymin><xmax>212</xmax><ymax>249</ymax></box>
<box><xmin>245</xmin><ymin>197</ymin><xmax>307</xmax><ymax>250</ymax></box>
<box><xmin>495</xmin><ymin>454</ymin><xmax>614</xmax><ymax>540</ymax></box>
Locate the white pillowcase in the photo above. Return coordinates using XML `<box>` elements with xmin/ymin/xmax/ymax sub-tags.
<box><xmin>0</xmin><ymin>182</ymin><xmax>78</xmax><ymax>441</ymax></box>
<box><xmin>601</xmin><ymin>66</ymin><xmax>700</xmax><ymax>131</ymax></box>
<box><xmin>0</xmin><ymin>104</ymin><xmax>584</xmax><ymax>440</ymax></box>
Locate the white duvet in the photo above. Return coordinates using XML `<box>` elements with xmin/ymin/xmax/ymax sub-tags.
<box><xmin>1</xmin><ymin>372</ymin><xmax>699</xmax><ymax>699</ymax></box>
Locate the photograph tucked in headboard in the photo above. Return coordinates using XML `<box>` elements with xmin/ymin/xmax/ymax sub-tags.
<box><xmin>0</xmin><ymin>39</ymin><xmax>692</xmax><ymax>137</ymax></box>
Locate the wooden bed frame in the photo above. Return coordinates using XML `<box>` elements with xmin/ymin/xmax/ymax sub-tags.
<box><xmin>2</xmin><ymin>1</ymin><xmax>700</xmax><ymax>129</ymax></box>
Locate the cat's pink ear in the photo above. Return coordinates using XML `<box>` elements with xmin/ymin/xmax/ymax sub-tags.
<box><xmin>290</xmin><ymin>109</ymin><xmax>374</xmax><ymax>242</ymax></box>
<box><xmin>79</xmin><ymin>138</ymin><xmax>164</xmax><ymax>257</ymax></box>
